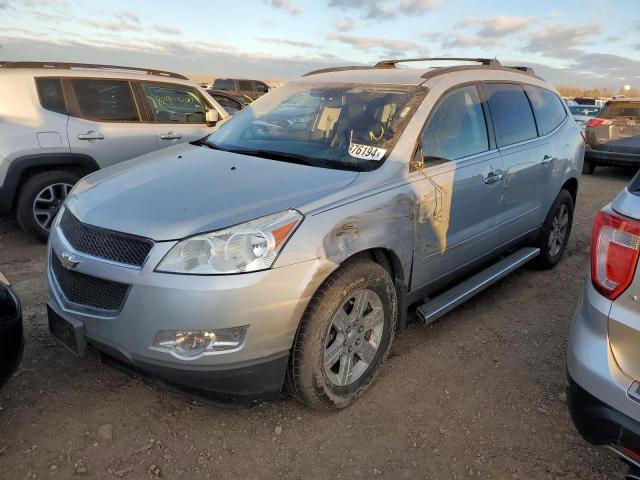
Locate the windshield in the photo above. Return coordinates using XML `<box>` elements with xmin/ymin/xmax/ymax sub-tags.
<box><xmin>569</xmin><ymin>105</ymin><xmax>599</xmax><ymax>117</ymax></box>
<box><xmin>203</xmin><ymin>82</ymin><xmax>426</xmax><ymax>171</ymax></box>
<box><xmin>600</xmin><ymin>102</ymin><xmax>640</xmax><ymax>119</ymax></box>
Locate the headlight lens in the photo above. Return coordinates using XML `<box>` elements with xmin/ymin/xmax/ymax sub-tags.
<box><xmin>153</xmin><ymin>327</ymin><xmax>248</xmax><ymax>357</ymax></box>
<box><xmin>156</xmin><ymin>209</ymin><xmax>302</xmax><ymax>274</ymax></box>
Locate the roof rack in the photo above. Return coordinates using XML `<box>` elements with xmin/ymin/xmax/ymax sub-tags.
<box><xmin>0</xmin><ymin>61</ymin><xmax>188</xmax><ymax>80</ymax></box>
<box><xmin>374</xmin><ymin>57</ymin><xmax>501</xmax><ymax>68</ymax></box>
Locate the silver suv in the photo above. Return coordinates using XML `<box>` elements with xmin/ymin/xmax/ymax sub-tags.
<box><xmin>568</xmin><ymin>172</ymin><xmax>640</xmax><ymax>477</ymax></box>
<box><xmin>46</xmin><ymin>58</ymin><xmax>584</xmax><ymax>408</ymax></box>
<box><xmin>0</xmin><ymin>62</ymin><xmax>227</xmax><ymax>240</ymax></box>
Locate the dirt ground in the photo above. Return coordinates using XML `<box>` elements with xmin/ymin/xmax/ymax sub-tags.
<box><xmin>0</xmin><ymin>168</ymin><xmax>635</xmax><ymax>480</ymax></box>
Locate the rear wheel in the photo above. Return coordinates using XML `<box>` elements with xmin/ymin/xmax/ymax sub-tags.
<box><xmin>287</xmin><ymin>259</ymin><xmax>397</xmax><ymax>409</ymax></box>
<box><xmin>16</xmin><ymin>170</ymin><xmax>80</xmax><ymax>241</ymax></box>
<box><xmin>582</xmin><ymin>159</ymin><xmax>596</xmax><ymax>175</ymax></box>
<box><xmin>531</xmin><ymin>189</ymin><xmax>574</xmax><ymax>270</ymax></box>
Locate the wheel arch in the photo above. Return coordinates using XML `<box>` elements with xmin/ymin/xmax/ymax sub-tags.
<box><xmin>562</xmin><ymin>177</ymin><xmax>579</xmax><ymax>205</ymax></box>
<box><xmin>0</xmin><ymin>153</ymin><xmax>99</xmax><ymax>214</ymax></box>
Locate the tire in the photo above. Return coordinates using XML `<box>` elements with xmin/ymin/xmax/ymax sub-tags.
<box><xmin>287</xmin><ymin>259</ymin><xmax>397</xmax><ymax>410</ymax></box>
<box><xmin>582</xmin><ymin>159</ymin><xmax>596</xmax><ymax>175</ymax></box>
<box><xmin>531</xmin><ymin>189</ymin><xmax>574</xmax><ymax>270</ymax></box>
<box><xmin>16</xmin><ymin>170</ymin><xmax>80</xmax><ymax>241</ymax></box>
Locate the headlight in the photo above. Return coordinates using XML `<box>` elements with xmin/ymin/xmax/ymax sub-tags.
<box><xmin>156</xmin><ymin>209</ymin><xmax>302</xmax><ymax>274</ymax></box>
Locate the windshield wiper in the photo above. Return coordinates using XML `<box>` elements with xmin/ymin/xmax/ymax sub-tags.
<box><xmin>191</xmin><ymin>138</ymin><xmax>225</xmax><ymax>150</ymax></box>
<box><xmin>226</xmin><ymin>148</ymin><xmax>315</xmax><ymax>166</ymax></box>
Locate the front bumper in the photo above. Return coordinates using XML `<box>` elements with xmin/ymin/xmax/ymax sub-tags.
<box><xmin>47</xmin><ymin>221</ymin><xmax>334</xmax><ymax>397</ymax></box>
<box><xmin>567</xmin><ymin>279</ymin><xmax>640</xmax><ymax>458</ymax></box>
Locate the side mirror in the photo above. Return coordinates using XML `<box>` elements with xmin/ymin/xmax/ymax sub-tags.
<box><xmin>206</xmin><ymin>109</ymin><xmax>220</xmax><ymax>126</ymax></box>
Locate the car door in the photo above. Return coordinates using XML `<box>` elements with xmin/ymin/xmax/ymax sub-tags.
<box><xmin>482</xmin><ymin>83</ymin><xmax>545</xmax><ymax>241</ymax></box>
<box><xmin>523</xmin><ymin>85</ymin><xmax>571</xmax><ymax>221</ymax></box>
<box><xmin>139</xmin><ymin>82</ymin><xmax>217</xmax><ymax>147</ymax></box>
<box><xmin>65</xmin><ymin>78</ymin><xmax>159</xmax><ymax>169</ymax></box>
<box><xmin>411</xmin><ymin>84</ymin><xmax>504</xmax><ymax>288</ymax></box>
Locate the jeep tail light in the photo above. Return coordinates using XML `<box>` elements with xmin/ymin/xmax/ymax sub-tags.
<box><xmin>591</xmin><ymin>209</ymin><xmax>640</xmax><ymax>300</ymax></box>
<box><xmin>586</xmin><ymin>118</ymin><xmax>613</xmax><ymax>128</ymax></box>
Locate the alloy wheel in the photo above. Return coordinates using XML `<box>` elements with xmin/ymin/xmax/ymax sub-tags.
<box><xmin>548</xmin><ymin>203</ymin><xmax>569</xmax><ymax>257</ymax></box>
<box><xmin>323</xmin><ymin>289</ymin><xmax>385</xmax><ymax>387</ymax></box>
<box><xmin>33</xmin><ymin>183</ymin><xmax>72</xmax><ymax>231</ymax></box>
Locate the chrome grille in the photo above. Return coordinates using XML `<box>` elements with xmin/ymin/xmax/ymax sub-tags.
<box><xmin>51</xmin><ymin>253</ymin><xmax>130</xmax><ymax>312</ymax></box>
<box><xmin>59</xmin><ymin>209</ymin><xmax>153</xmax><ymax>267</ymax></box>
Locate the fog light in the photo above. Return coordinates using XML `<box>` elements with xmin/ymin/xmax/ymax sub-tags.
<box><xmin>153</xmin><ymin>326</ymin><xmax>248</xmax><ymax>357</ymax></box>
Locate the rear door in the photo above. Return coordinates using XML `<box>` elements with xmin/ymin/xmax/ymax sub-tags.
<box><xmin>138</xmin><ymin>82</ymin><xmax>217</xmax><ymax>147</ymax></box>
<box><xmin>65</xmin><ymin>78</ymin><xmax>159</xmax><ymax>169</ymax></box>
<box><xmin>411</xmin><ymin>84</ymin><xmax>504</xmax><ymax>288</ymax></box>
<box><xmin>589</xmin><ymin>101</ymin><xmax>640</xmax><ymax>156</ymax></box>
<box><xmin>238</xmin><ymin>79</ymin><xmax>257</xmax><ymax>100</ymax></box>
<box><xmin>482</xmin><ymin>83</ymin><xmax>545</xmax><ymax>240</ymax></box>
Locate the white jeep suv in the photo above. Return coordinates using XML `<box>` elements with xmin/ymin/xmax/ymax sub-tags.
<box><xmin>0</xmin><ymin>62</ymin><xmax>227</xmax><ymax>240</ymax></box>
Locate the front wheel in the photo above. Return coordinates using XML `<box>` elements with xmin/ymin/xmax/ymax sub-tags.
<box><xmin>287</xmin><ymin>259</ymin><xmax>397</xmax><ymax>409</ymax></box>
<box><xmin>531</xmin><ymin>189</ymin><xmax>574</xmax><ymax>270</ymax></box>
<box><xmin>16</xmin><ymin>170</ymin><xmax>80</xmax><ymax>241</ymax></box>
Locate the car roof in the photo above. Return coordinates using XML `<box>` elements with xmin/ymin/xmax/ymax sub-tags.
<box><xmin>0</xmin><ymin>61</ymin><xmax>199</xmax><ymax>85</ymax></box>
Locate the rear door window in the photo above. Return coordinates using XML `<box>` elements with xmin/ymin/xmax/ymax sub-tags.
<box><xmin>142</xmin><ymin>84</ymin><xmax>207</xmax><ymax>123</ymax></box>
<box><xmin>525</xmin><ymin>86</ymin><xmax>567</xmax><ymax>135</ymax></box>
<box><xmin>421</xmin><ymin>84</ymin><xmax>489</xmax><ymax>164</ymax></box>
<box><xmin>484</xmin><ymin>83</ymin><xmax>538</xmax><ymax>147</ymax></box>
<box><xmin>71</xmin><ymin>79</ymin><xmax>139</xmax><ymax>121</ymax></box>
<box><xmin>238</xmin><ymin>80</ymin><xmax>253</xmax><ymax>91</ymax></box>
<box><xmin>36</xmin><ymin>78</ymin><xmax>67</xmax><ymax>115</ymax></box>
<box><xmin>212</xmin><ymin>79</ymin><xmax>236</xmax><ymax>90</ymax></box>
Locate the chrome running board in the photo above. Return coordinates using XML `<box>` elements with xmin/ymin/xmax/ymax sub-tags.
<box><xmin>417</xmin><ymin>247</ymin><xmax>540</xmax><ymax>325</ymax></box>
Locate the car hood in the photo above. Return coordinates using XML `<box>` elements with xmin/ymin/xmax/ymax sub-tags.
<box><xmin>66</xmin><ymin>143</ymin><xmax>359</xmax><ymax>240</ymax></box>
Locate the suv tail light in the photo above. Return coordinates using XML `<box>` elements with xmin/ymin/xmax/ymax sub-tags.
<box><xmin>586</xmin><ymin>118</ymin><xmax>613</xmax><ymax>128</ymax></box>
<box><xmin>591</xmin><ymin>209</ymin><xmax>640</xmax><ymax>300</ymax></box>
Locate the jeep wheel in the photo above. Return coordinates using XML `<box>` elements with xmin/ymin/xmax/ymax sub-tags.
<box><xmin>287</xmin><ymin>259</ymin><xmax>397</xmax><ymax>409</ymax></box>
<box><xmin>16</xmin><ymin>170</ymin><xmax>79</xmax><ymax>241</ymax></box>
<box><xmin>531</xmin><ymin>189</ymin><xmax>574</xmax><ymax>270</ymax></box>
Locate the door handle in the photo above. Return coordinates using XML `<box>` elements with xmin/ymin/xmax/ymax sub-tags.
<box><xmin>160</xmin><ymin>133</ymin><xmax>182</xmax><ymax>140</ymax></box>
<box><xmin>541</xmin><ymin>154</ymin><xmax>554</xmax><ymax>165</ymax></box>
<box><xmin>77</xmin><ymin>132</ymin><xmax>104</xmax><ymax>140</ymax></box>
<box><xmin>484</xmin><ymin>171</ymin><xmax>503</xmax><ymax>184</ymax></box>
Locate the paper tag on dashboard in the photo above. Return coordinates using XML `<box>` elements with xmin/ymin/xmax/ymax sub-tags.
<box><xmin>348</xmin><ymin>143</ymin><xmax>386</xmax><ymax>161</ymax></box>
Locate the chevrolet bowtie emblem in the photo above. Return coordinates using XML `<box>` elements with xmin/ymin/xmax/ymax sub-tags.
<box><xmin>60</xmin><ymin>252</ymin><xmax>81</xmax><ymax>270</ymax></box>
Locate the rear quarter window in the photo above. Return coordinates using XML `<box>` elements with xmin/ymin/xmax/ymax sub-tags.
<box><xmin>36</xmin><ymin>78</ymin><xmax>67</xmax><ymax>115</ymax></box>
<box><xmin>212</xmin><ymin>79</ymin><xmax>236</xmax><ymax>90</ymax></box>
<box><xmin>525</xmin><ymin>86</ymin><xmax>567</xmax><ymax>135</ymax></box>
<box><xmin>484</xmin><ymin>83</ymin><xmax>538</xmax><ymax>147</ymax></box>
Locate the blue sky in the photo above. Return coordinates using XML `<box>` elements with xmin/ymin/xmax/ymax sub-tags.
<box><xmin>0</xmin><ymin>0</ymin><xmax>638</xmax><ymax>88</ymax></box>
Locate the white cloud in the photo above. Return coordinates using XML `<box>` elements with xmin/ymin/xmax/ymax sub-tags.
<box><xmin>267</xmin><ymin>0</ymin><xmax>301</xmax><ymax>16</ymax></box>
<box><xmin>460</xmin><ymin>15</ymin><xmax>531</xmax><ymax>37</ymax></box>
<box><xmin>327</xmin><ymin>33</ymin><xmax>428</xmax><ymax>56</ymax></box>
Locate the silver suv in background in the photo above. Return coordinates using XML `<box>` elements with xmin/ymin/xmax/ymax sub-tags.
<box><xmin>568</xmin><ymin>171</ymin><xmax>640</xmax><ymax>477</ymax></box>
<box><xmin>47</xmin><ymin>58</ymin><xmax>583</xmax><ymax>409</ymax></box>
<box><xmin>0</xmin><ymin>62</ymin><xmax>227</xmax><ymax>240</ymax></box>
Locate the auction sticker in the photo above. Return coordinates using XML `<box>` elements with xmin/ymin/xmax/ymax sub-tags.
<box><xmin>348</xmin><ymin>143</ymin><xmax>386</xmax><ymax>161</ymax></box>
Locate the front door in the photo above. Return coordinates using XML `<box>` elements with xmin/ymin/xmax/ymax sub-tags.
<box><xmin>411</xmin><ymin>84</ymin><xmax>504</xmax><ymax>288</ymax></box>
<box><xmin>65</xmin><ymin>78</ymin><xmax>159</xmax><ymax>169</ymax></box>
<box><xmin>139</xmin><ymin>82</ymin><xmax>217</xmax><ymax>147</ymax></box>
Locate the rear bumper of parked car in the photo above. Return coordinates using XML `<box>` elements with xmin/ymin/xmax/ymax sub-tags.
<box><xmin>567</xmin><ymin>279</ymin><xmax>640</xmax><ymax>462</ymax></box>
<box><xmin>585</xmin><ymin>147</ymin><xmax>640</xmax><ymax>166</ymax></box>
<box><xmin>46</xmin><ymin>223</ymin><xmax>333</xmax><ymax>401</ymax></box>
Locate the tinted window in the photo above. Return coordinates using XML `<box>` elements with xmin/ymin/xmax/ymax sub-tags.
<box><xmin>254</xmin><ymin>82</ymin><xmax>269</xmax><ymax>93</ymax></box>
<box><xmin>600</xmin><ymin>101</ymin><xmax>640</xmax><ymax>119</ymax></box>
<box><xmin>421</xmin><ymin>85</ymin><xmax>488</xmax><ymax>164</ymax></box>
<box><xmin>210</xmin><ymin>94</ymin><xmax>241</xmax><ymax>110</ymax></box>
<box><xmin>36</xmin><ymin>78</ymin><xmax>66</xmax><ymax>114</ymax></box>
<box><xmin>143</xmin><ymin>84</ymin><xmax>206</xmax><ymax>123</ymax></box>
<box><xmin>212</xmin><ymin>79</ymin><xmax>235</xmax><ymax>90</ymax></box>
<box><xmin>71</xmin><ymin>79</ymin><xmax>138</xmax><ymax>121</ymax></box>
<box><xmin>238</xmin><ymin>80</ymin><xmax>253</xmax><ymax>91</ymax></box>
<box><xmin>484</xmin><ymin>83</ymin><xmax>537</xmax><ymax>147</ymax></box>
<box><xmin>525</xmin><ymin>86</ymin><xmax>567</xmax><ymax>135</ymax></box>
